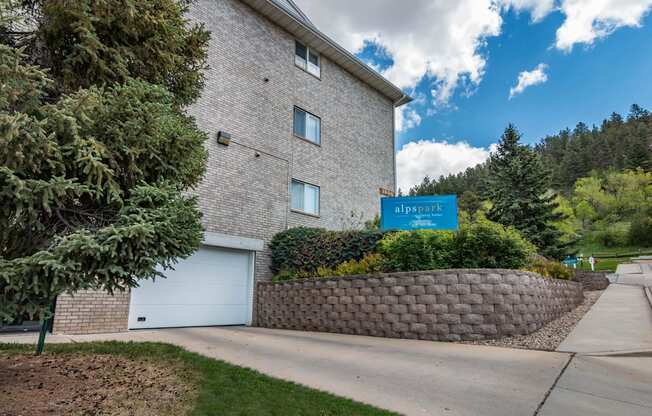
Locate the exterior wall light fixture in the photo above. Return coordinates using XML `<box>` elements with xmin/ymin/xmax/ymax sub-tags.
<box><xmin>217</xmin><ymin>131</ymin><xmax>231</xmax><ymax>146</ymax></box>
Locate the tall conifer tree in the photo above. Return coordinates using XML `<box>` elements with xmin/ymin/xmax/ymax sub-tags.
<box><xmin>486</xmin><ymin>125</ymin><xmax>567</xmax><ymax>258</ymax></box>
<box><xmin>0</xmin><ymin>0</ymin><xmax>210</xmax><ymax>350</ymax></box>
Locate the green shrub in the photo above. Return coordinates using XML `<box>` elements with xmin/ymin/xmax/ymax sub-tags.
<box><xmin>378</xmin><ymin>230</ymin><xmax>455</xmax><ymax>272</ymax></box>
<box><xmin>270</xmin><ymin>219</ymin><xmax>535</xmax><ymax>279</ymax></box>
<box><xmin>334</xmin><ymin>253</ymin><xmax>383</xmax><ymax>276</ymax></box>
<box><xmin>629</xmin><ymin>215</ymin><xmax>652</xmax><ymax>246</ymax></box>
<box><xmin>273</xmin><ymin>254</ymin><xmax>383</xmax><ymax>281</ymax></box>
<box><xmin>592</xmin><ymin>222</ymin><xmax>630</xmax><ymax>247</ymax></box>
<box><xmin>272</xmin><ymin>269</ymin><xmax>298</xmax><ymax>282</ymax></box>
<box><xmin>526</xmin><ymin>258</ymin><xmax>574</xmax><ymax>280</ymax></box>
<box><xmin>313</xmin><ymin>254</ymin><xmax>384</xmax><ymax>278</ymax></box>
<box><xmin>453</xmin><ymin>219</ymin><xmax>535</xmax><ymax>269</ymax></box>
<box><xmin>269</xmin><ymin>227</ymin><xmax>384</xmax><ymax>274</ymax></box>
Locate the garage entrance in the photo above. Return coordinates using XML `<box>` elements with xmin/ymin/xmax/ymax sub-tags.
<box><xmin>128</xmin><ymin>246</ymin><xmax>254</xmax><ymax>329</ymax></box>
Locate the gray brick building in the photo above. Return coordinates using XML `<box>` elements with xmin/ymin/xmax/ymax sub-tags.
<box><xmin>53</xmin><ymin>0</ymin><xmax>409</xmax><ymax>334</ymax></box>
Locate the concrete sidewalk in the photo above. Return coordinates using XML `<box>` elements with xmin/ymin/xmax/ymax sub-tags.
<box><xmin>558</xmin><ymin>284</ymin><xmax>652</xmax><ymax>354</ymax></box>
<box><xmin>539</xmin><ymin>283</ymin><xmax>652</xmax><ymax>415</ymax></box>
<box><xmin>539</xmin><ymin>354</ymin><xmax>652</xmax><ymax>416</ymax></box>
<box><xmin>2</xmin><ymin>327</ymin><xmax>569</xmax><ymax>416</ymax></box>
<box><xmin>613</xmin><ymin>263</ymin><xmax>652</xmax><ymax>287</ymax></box>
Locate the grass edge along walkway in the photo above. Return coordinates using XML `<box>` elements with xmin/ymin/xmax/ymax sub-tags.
<box><xmin>0</xmin><ymin>341</ymin><xmax>398</xmax><ymax>416</ymax></box>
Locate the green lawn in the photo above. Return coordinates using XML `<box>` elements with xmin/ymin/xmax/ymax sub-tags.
<box><xmin>575</xmin><ymin>241</ymin><xmax>652</xmax><ymax>272</ymax></box>
<box><xmin>0</xmin><ymin>342</ymin><xmax>396</xmax><ymax>416</ymax></box>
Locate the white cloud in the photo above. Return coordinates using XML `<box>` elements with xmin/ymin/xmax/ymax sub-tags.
<box><xmin>396</xmin><ymin>140</ymin><xmax>493</xmax><ymax>192</ymax></box>
<box><xmin>555</xmin><ymin>0</ymin><xmax>652</xmax><ymax>51</ymax></box>
<box><xmin>498</xmin><ymin>0</ymin><xmax>556</xmax><ymax>22</ymax></box>
<box><xmin>509</xmin><ymin>63</ymin><xmax>549</xmax><ymax>99</ymax></box>
<box><xmin>395</xmin><ymin>106</ymin><xmax>422</xmax><ymax>132</ymax></box>
<box><xmin>293</xmin><ymin>0</ymin><xmax>652</xmax><ymax>131</ymax></box>
<box><xmin>497</xmin><ymin>0</ymin><xmax>652</xmax><ymax>51</ymax></box>
<box><xmin>295</xmin><ymin>0</ymin><xmax>504</xmax><ymax>108</ymax></box>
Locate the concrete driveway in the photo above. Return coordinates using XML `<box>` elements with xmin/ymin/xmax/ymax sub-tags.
<box><xmin>3</xmin><ymin>327</ymin><xmax>569</xmax><ymax>416</ymax></box>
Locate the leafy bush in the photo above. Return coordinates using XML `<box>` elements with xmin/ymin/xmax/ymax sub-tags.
<box><xmin>591</xmin><ymin>222</ymin><xmax>630</xmax><ymax>247</ymax></box>
<box><xmin>270</xmin><ymin>219</ymin><xmax>535</xmax><ymax>280</ymax></box>
<box><xmin>378</xmin><ymin>230</ymin><xmax>455</xmax><ymax>272</ymax></box>
<box><xmin>313</xmin><ymin>254</ymin><xmax>384</xmax><ymax>278</ymax></box>
<box><xmin>453</xmin><ymin>219</ymin><xmax>535</xmax><ymax>269</ymax></box>
<box><xmin>272</xmin><ymin>269</ymin><xmax>299</xmax><ymax>282</ymax></box>
<box><xmin>334</xmin><ymin>253</ymin><xmax>383</xmax><ymax>276</ymax></box>
<box><xmin>269</xmin><ymin>227</ymin><xmax>384</xmax><ymax>274</ymax></box>
<box><xmin>629</xmin><ymin>214</ymin><xmax>652</xmax><ymax>246</ymax></box>
<box><xmin>526</xmin><ymin>258</ymin><xmax>574</xmax><ymax>280</ymax></box>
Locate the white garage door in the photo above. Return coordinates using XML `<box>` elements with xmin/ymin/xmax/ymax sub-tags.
<box><xmin>128</xmin><ymin>246</ymin><xmax>254</xmax><ymax>329</ymax></box>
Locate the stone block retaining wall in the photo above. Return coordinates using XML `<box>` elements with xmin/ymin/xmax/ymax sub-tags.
<box><xmin>256</xmin><ymin>270</ymin><xmax>584</xmax><ymax>341</ymax></box>
<box><xmin>573</xmin><ymin>270</ymin><xmax>610</xmax><ymax>291</ymax></box>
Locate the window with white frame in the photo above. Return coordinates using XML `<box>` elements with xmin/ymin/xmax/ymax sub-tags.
<box><xmin>295</xmin><ymin>40</ymin><xmax>320</xmax><ymax>77</ymax></box>
<box><xmin>293</xmin><ymin>107</ymin><xmax>321</xmax><ymax>144</ymax></box>
<box><xmin>291</xmin><ymin>180</ymin><xmax>320</xmax><ymax>215</ymax></box>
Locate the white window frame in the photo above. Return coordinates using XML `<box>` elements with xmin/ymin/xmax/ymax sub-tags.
<box><xmin>293</xmin><ymin>106</ymin><xmax>321</xmax><ymax>145</ymax></box>
<box><xmin>291</xmin><ymin>179</ymin><xmax>320</xmax><ymax>216</ymax></box>
<box><xmin>295</xmin><ymin>40</ymin><xmax>321</xmax><ymax>78</ymax></box>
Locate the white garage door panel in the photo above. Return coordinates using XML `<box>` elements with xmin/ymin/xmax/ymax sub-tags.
<box><xmin>128</xmin><ymin>246</ymin><xmax>253</xmax><ymax>329</ymax></box>
<box><xmin>129</xmin><ymin>305</ymin><xmax>249</xmax><ymax>329</ymax></box>
<box><xmin>132</xmin><ymin>283</ymin><xmax>248</xmax><ymax>306</ymax></box>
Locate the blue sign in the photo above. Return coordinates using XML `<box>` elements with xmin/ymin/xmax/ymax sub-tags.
<box><xmin>381</xmin><ymin>195</ymin><xmax>459</xmax><ymax>231</ymax></box>
<box><xmin>562</xmin><ymin>256</ymin><xmax>579</xmax><ymax>266</ymax></box>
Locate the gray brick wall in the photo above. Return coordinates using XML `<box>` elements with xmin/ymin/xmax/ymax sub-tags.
<box><xmin>256</xmin><ymin>270</ymin><xmax>584</xmax><ymax>341</ymax></box>
<box><xmin>53</xmin><ymin>290</ymin><xmax>130</xmax><ymax>335</ymax></box>
<box><xmin>187</xmin><ymin>0</ymin><xmax>396</xmax><ymax>281</ymax></box>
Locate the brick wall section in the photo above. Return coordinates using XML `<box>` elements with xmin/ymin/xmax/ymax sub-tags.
<box><xmin>256</xmin><ymin>270</ymin><xmax>584</xmax><ymax>342</ymax></box>
<box><xmin>53</xmin><ymin>290</ymin><xmax>130</xmax><ymax>335</ymax></box>
<box><xmin>187</xmin><ymin>0</ymin><xmax>396</xmax><ymax>281</ymax></box>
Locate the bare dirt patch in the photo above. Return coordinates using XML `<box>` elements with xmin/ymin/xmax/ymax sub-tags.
<box><xmin>0</xmin><ymin>352</ymin><xmax>193</xmax><ymax>416</ymax></box>
<box><xmin>461</xmin><ymin>290</ymin><xmax>604</xmax><ymax>351</ymax></box>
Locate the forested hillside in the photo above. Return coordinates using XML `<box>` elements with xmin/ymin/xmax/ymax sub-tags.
<box><xmin>409</xmin><ymin>105</ymin><xmax>652</xmax><ymax>262</ymax></box>
<box><xmin>410</xmin><ymin>104</ymin><xmax>652</xmax><ymax>197</ymax></box>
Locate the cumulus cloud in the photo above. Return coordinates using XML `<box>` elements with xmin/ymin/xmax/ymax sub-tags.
<box><xmin>293</xmin><ymin>0</ymin><xmax>652</xmax><ymax>130</ymax></box>
<box><xmin>295</xmin><ymin>0</ymin><xmax>504</xmax><ymax>107</ymax></box>
<box><xmin>509</xmin><ymin>63</ymin><xmax>549</xmax><ymax>99</ymax></box>
<box><xmin>555</xmin><ymin>0</ymin><xmax>652</xmax><ymax>51</ymax></box>
<box><xmin>396</xmin><ymin>140</ymin><xmax>493</xmax><ymax>192</ymax></box>
<box><xmin>498</xmin><ymin>0</ymin><xmax>556</xmax><ymax>22</ymax></box>
<box><xmin>497</xmin><ymin>0</ymin><xmax>652</xmax><ymax>51</ymax></box>
<box><xmin>395</xmin><ymin>106</ymin><xmax>422</xmax><ymax>132</ymax></box>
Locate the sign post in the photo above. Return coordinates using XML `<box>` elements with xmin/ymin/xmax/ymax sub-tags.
<box><xmin>380</xmin><ymin>195</ymin><xmax>458</xmax><ymax>231</ymax></box>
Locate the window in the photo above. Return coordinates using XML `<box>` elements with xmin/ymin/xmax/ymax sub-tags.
<box><xmin>293</xmin><ymin>107</ymin><xmax>321</xmax><ymax>144</ymax></box>
<box><xmin>295</xmin><ymin>40</ymin><xmax>320</xmax><ymax>77</ymax></box>
<box><xmin>291</xmin><ymin>180</ymin><xmax>320</xmax><ymax>216</ymax></box>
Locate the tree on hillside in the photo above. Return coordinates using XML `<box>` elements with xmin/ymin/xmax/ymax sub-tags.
<box><xmin>413</xmin><ymin>104</ymin><xmax>652</xmax><ymax>199</ymax></box>
<box><xmin>485</xmin><ymin>125</ymin><xmax>567</xmax><ymax>258</ymax></box>
<box><xmin>0</xmin><ymin>0</ymin><xmax>210</xmax><ymax>352</ymax></box>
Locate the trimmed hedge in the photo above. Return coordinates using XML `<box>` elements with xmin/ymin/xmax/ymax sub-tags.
<box><xmin>269</xmin><ymin>227</ymin><xmax>384</xmax><ymax>275</ymax></box>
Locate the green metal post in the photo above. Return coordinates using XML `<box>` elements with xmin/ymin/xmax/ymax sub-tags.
<box><xmin>35</xmin><ymin>305</ymin><xmax>53</xmax><ymax>356</ymax></box>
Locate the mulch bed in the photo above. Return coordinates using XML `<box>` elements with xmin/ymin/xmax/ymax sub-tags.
<box><xmin>0</xmin><ymin>352</ymin><xmax>193</xmax><ymax>416</ymax></box>
<box><xmin>461</xmin><ymin>290</ymin><xmax>604</xmax><ymax>351</ymax></box>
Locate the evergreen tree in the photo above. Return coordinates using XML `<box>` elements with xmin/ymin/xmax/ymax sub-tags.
<box><xmin>485</xmin><ymin>125</ymin><xmax>567</xmax><ymax>258</ymax></box>
<box><xmin>0</xmin><ymin>0</ymin><xmax>211</xmax><ymax>348</ymax></box>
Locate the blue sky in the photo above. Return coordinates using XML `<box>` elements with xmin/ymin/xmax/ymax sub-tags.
<box><xmin>296</xmin><ymin>0</ymin><xmax>652</xmax><ymax>190</ymax></box>
<box><xmin>396</xmin><ymin>9</ymin><xmax>652</xmax><ymax>151</ymax></box>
